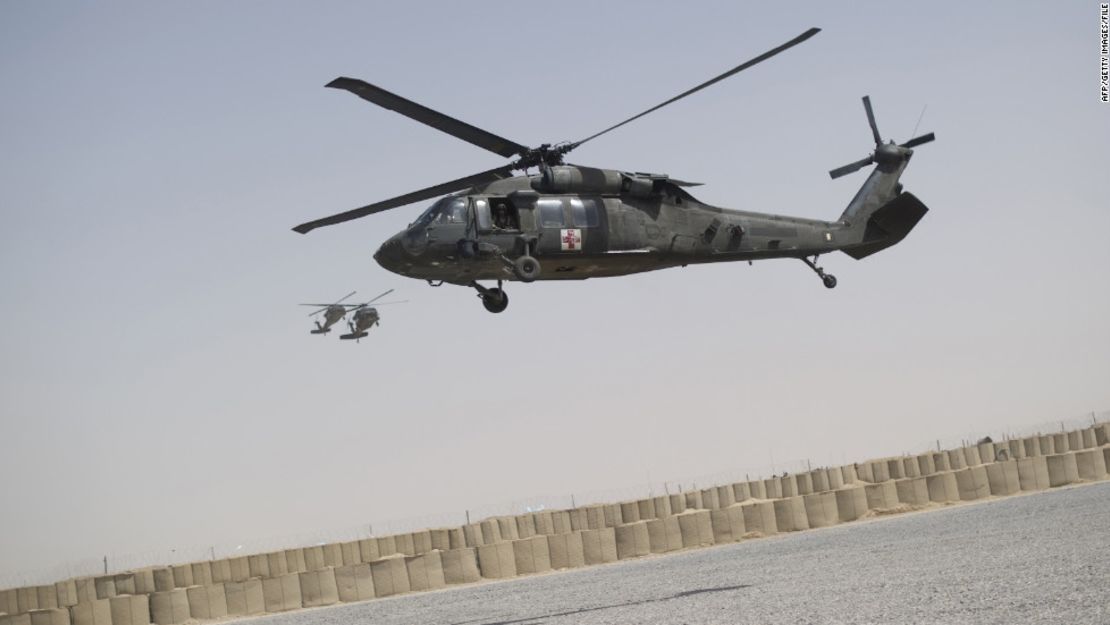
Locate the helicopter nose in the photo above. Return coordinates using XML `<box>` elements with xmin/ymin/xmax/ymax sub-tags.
<box><xmin>374</xmin><ymin>236</ymin><xmax>405</xmax><ymax>273</ymax></box>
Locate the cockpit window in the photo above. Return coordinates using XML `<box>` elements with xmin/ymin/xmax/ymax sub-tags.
<box><xmin>436</xmin><ymin>197</ymin><xmax>468</xmax><ymax>224</ymax></box>
<box><xmin>411</xmin><ymin>198</ymin><xmax>445</xmax><ymax>230</ymax></box>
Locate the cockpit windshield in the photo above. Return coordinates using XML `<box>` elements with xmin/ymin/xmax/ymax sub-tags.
<box><xmin>409</xmin><ymin>197</ymin><xmax>468</xmax><ymax>231</ymax></box>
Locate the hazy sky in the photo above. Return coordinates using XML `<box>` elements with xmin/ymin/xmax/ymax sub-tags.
<box><xmin>2</xmin><ymin>2</ymin><xmax>1108</xmax><ymax>584</ymax></box>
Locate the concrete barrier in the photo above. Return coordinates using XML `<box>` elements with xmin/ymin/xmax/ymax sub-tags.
<box><xmin>247</xmin><ymin>555</ymin><xmax>269</xmax><ymax>579</ymax></box>
<box><xmin>109</xmin><ymin>595</ymin><xmax>149</xmax><ymax>625</ymax></box>
<box><xmin>645</xmin><ymin>517</ymin><xmax>683</xmax><ymax>553</ymax></box>
<box><xmin>731</xmin><ymin>481</ymin><xmax>751</xmax><ymax>502</ymax></box>
<box><xmin>581</xmin><ymin>528</ymin><xmax>618</xmax><ymax>565</ymax></box>
<box><xmin>772</xmin><ymin>497</ymin><xmax>810</xmax><ymax>532</ymax></box>
<box><xmin>926</xmin><ymin>472</ymin><xmax>960</xmax><ymax>503</ymax></box>
<box><xmin>747</xmin><ymin>480</ymin><xmax>768</xmax><ymax>499</ymax></box>
<box><xmin>368</xmin><ymin>558</ymin><xmax>410</xmax><ymax>598</ymax></box>
<box><xmin>28</xmin><ymin>610</ymin><xmax>68</xmax><ymax>625</ymax></box>
<box><xmin>430</xmin><ymin>529</ymin><xmax>451</xmax><ymax>552</ymax></box>
<box><xmin>68</xmin><ymin>600</ymin><xmax>112</xmax><ymax>625</ymax></box>
<box><xmin>510</xmin><ymin>537</ymin><xmax>551</xmax><ymax>575</ymax></box>
<box><xmin>1021</xmin><ymin>437</ymin><xmax>1040</xmax><ymax>457</ymax></box>
<box><xmin>955</xmin><ymin>466</ymin><xmax>991</xmax><ymax>501</ymax></box>
<box><xmin>834</xmin><ymin>486</ymin><xmax>869</xmax><ymax>522</ymax></box>
<box><xmin>960</xmin><ymin>445</ymin><xmax>981</xmax><ymax>467</ymax></box>
<box><xmin>440</xmin><ymin>549</ymin><xmax>480</xmax><ymax>585</ymax></box>
<box><xmin>1038</xmin><ymin>435</ymin><xmax>1055</xmax><ymax>456</ymax></box>
<box><xmin>684</xmin><ymin>491</ymin><xmax>703</xmax><ymax>510</ymax></box>
<box><xmin>188</xmin><ymin>563</ymin><xmax>211</xmax><ymax>588</ymax></box>
<box><xmin>894</xmin><ymin>477</ymin><xmax>930</xmax><ymax>505</ymax></box>
<box><xmin>287</xmin><ymin>547</ymin><xmax>309</xmax><ymax>573</ymax></box>
<box><xmin>709</xmin><ymin>506</ymin><xmax>746</xmax><ymax>543</ymax></box>
<box><xmin>338</xmin><ymin>541</ymin><xmax>361</xmax><ymax>566</ymax></box>
<box><xmin>762</xmin><ymin>479</ymin><xmax>782</xmax><ymax>500</ymax></box>
<box><xmin>810</xmin><ymin>469</ymin><xmax>831</xmax><ymax>493</ymax></box>
<box><xmin>697</xmin><ymin>488</ymin><xmax>719</xmax><ymax>510</ymax></box>
<box><xmin>946</xmin><ymin>450</ymin><xmax>966</xmax><ymax>471</ymax></box>
<box><xmin>186</xmin><ymin>584</ymin><xmax>228</xmax><ymax>620</ymax></box>
<box><xmin>393</xmin><ymin>533</ymin><xmax>417</xmax><ymax>556</ymax></box>
<box><xmin>584</xmin><ymin>506</ymin><xmax>607</xmax><ymax>531</ymax></box>
<box><xmin>52</xmin><ymin>582</ymin><xmax>76</xmax><ymax>609</ymax></box>
<box><xmin>885</xmin><ymin>459</ymin><xmax>905</xmax><ymax>481</ymax></box>
<box><xmin>546</xmin><ymin>533</ymin><xmax>585</xmax><ymax>570</ymax></box>
<box><xmin>496</xmin><ymin>518</ymin><xmax>520</xmax><ymax>542</ymax></box>
<box><xmin>839</xmin><ymin>464</ymin><xmax>859</xmax><ymax>484</ymax></box>
<box><xmin>1046</xmin><ymin>453</ymin><xmax>1079</xmax><ymax>487</ymax></box>
<box><xmin>739</xmin><ymin>501</ymin><xmax>778</xmax><ymax>535</ymax></box>
<box><xmin>569</xmin><ymin>508</ymin><xmax>589</xmax><ymax>531</ymax></box>
<box><xmin>797</xmin><ymin>473</ymin><xmax>815</xmax><ymax>496</ymax></box>
<box><xmin>333</xmin><ymin>565</ymin><xmax>374</xmax><ymax>603</ymax></box>
<box><xmin>223</xmin><ymin>580</ymin><xmax>264</xmax><ymax>615</ymax></box>
<box><xmin>359</xmin><ymin>538</ymin><xmax>381</xmax><ymax>563</ymax></box>
<box><xmin>1095</xmin><ymin>423</ymin><xmax>1110</xmax><ymax>446</ymax></box>
<box><xmin>977</xmin><ymin>442</ymin><xmax>995</xmax><ymax>464</ymax></box>
<box><xmin>777</xmin><ymin>476</ymin><xmax>797</xmax><ymax>498</ymax></box>
<box><xmin>632</xmin><ymin>498</ymin><xmax>653</xmax><ymax>521</ymax></box>
<box><xmin>207</xmin><ymin>561</ymin><xmax>230</xmax><ymax>586</ymax></box>
<box><xmin>0</xmin><ymin>615</ymin><xmax>30</xmax><ymax>625</ymax></box>
<box><xmin>516</xmin><ymin>514</ymin><xmax>537</xmax><ymax>538</ymax></box>
<box><xmin>856</xmin><ymin>463</ymin><xmax>874</xmax><ymax>483</ymax></box>
<box><xmin>1104</xmin><ymin>447</ymin><xmax>1110</xmax><ymax>475</ymax></box>
<box><xmin>869</xmin><ymin>461</ymin><xmax>890</xmax><ymax>483</ymax></box>
<box><xmin>796</xmin><ymin>492</ymin><xmax>834</xmax><ymax>528</ymax></box>
<box><xmin>32</xmin><ymin>588</ymin><xmax>57</xmax><ymax>611</ymax></box>
<box><xmin>447</xmin><ymin>528</ymin><xmax>466</xmax><ymax>550</ymax></box>
<box><xmin>1052</xmin><ymin>433</ymin><xmax>1068</xmax><ymax>454</ymax></box>
<box><xmin>298</xmin><ymin>569</ymin><xmax>338</xmax><ymax>608</ymax></box>
<box><xmin>266</xmin><ymin>551</ymin><xmax>289</xmax><ymax>577</ymax></box>
<box><xmin>1067</xmin><ymin>430</ymin><xmax>1083</xmax><ymax>451</ymax></box>
<box><xmin>92</xmin><ymin>578</ymin><xmax>114</xmax><ymax>601</ymax></box>
<box><xmin>149</xmin><ymin>590</ymin><xmax>190</xmax><ymax>624</ymax></box>
<box><xmin>228</xmin><ymin>557</ymin><xmax>250</xmax><ymax>582</ymax></box>
<box><xmin>901</xmin><ymin>457</ymin><xmax>920</xmax><ymax>479</ymax></box>
<box><xmin>930</xmin><ymin>452</ymin><xmax>950</xmax><ymax>472</ymax></box>
<box><xmin>677</xmin><ymin>510</ymin><xmax>714</xmax><ymax>548</ymax></box>
<box><xmin>0</xmin><ymin>588</ymin><xmax>15</xmax><ymax>614</ymax></box>
<box><xmin>614</xmin><ymin>522</ymin><xmax>651</xmax><ymax>559</ymax></box>
<box><xmin>151</xmin><ymin>569</ymin><xmax>174</xmax><ymax>593</ymax></box>
<box><xmin>552</xmin><ymin>511</ymin><xmax>574</xmax><ymax>535</ymax></box>
<box><xmin>377</xmin><ymin>535</ymin><xmax>400</xmax><ymax>557</ymax></box>
<box><xmin>667</xmin><ymin>495</ymin><xmax>686</xmax><ymax>516</ymax></box>
<box><xmin>986</xmin><ymin>461</ymin><xmax>1021</xmax><ymax>496</ymax></box>
<box><xmin>405</xmin><ymin>552</ymin><xmax>446</xmax><ymax>592</ymax></box>
<box><xmin>261</xmin><ymin>574</ymin><xmax>302</xmax><ymax>613</ymax></box>
<box><xmin>1006</xmin><ymin>439</ymin><xmax>1025</xmax><ymax>460</ymax></box>
<box><xmin>715</xmin><ymin>486</ymin><xmax>736</xmax><ymax>509</ymax></box>
<box><xmin>530</xmin><ymin>513</ymin><xmax>553</xmax><ymax>536</ymax></box>
<box><xmin>1017</xmin><ymin>456</ymin><xmax>1050</xmax><ymax>491</ymax></box>
<box><xmin>477</xmin><ymin>543</ymin><xmax>516</xmax><ymax>579</ymax></box>
<box><xmin>602</xmin><ymin>503</ymin><xmax>624</xmax><ymax>527</ymax></box>
<box><xmin>864</xmin><ymin>482</ymin><xmax>899</xmax><ymax>510</ymax></box>
<box><xmin>410</xmin><ymin>531</ymin><xmax>433</xmax><ymax>556</ymax></box>
<box><xmin>1074</xmin><ymin>449</ymin><xmax>1108</xmax><ymax>481</ymax></box>
<box><xmin>653</xmin><ymin>495</ymin><xmax>672</xmax><ymax>518</ymax></box>
<box><xmin>1080</xmin><ymin>427</ymin><xmax>1098</xmax><ymax>449</ymax></box>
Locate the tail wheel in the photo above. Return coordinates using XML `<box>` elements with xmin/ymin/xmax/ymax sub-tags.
<box><xmin>481</xmin><ymin>288</ymin><xmax>509</xmax><ymax>313</ymax></box>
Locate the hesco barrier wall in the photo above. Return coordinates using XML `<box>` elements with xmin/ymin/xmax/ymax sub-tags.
<box><xmin>1</xmin><ymin>421</ymin><xmax>1108</xmax><ymax>625</ymax></box>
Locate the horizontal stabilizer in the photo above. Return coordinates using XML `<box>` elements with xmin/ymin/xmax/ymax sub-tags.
<box><xmin>339</xmin><ymin>331</ymin><xmax>369</xmax><ymax>341</ymax></box>
<box><xmin>842</xmin><ymin>192</ymin><xmax>928</xmax><ymax>260</ymax></box>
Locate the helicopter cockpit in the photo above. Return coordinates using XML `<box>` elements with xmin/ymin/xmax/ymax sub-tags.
<box><xmin>409</xmin><ymin>196</ymin><xmax>468</xmax><ymax>231</ymax></box>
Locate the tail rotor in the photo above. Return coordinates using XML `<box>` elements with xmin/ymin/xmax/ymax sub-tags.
<box><xmin>829</xmin><ymin>96</ymin><xmax>935</xmax><ymax>179</ymax></box>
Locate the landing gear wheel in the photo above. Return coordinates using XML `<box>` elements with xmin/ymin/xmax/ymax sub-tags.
<box><xmin>512</xmin><ymin>255</ymin><xmax>541</xmax><ymax>282</ymax></box>
<box><xmin>481</xmin><ymin>288</ymin><xmax>509</xmax><ymax>313</ymax></box>
<box><xmin>822</xmin><ymin>274</ymin><xmax>838</xmax><ymax>289</ymax></box>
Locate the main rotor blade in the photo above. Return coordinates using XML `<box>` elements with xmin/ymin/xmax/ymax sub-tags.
<box><xmin>292</xmin><ymin>164</ymin><xmax>515</xmax><ymax>233</ymax></box>
<box><xmin>327</xmin><ymin>77</ymin><xmax>530</xmax><ymax>159</ymax></box>
<box><xmin>333</xmin><ymin>290</ymin><xmax>357</xmax><ymax>305</ymax></box>
<box><xmin>303</xmin><ymin>306</ymin><xmax>330</xmax><ymax>317</ymax></box>
<box><xmin>900</xmin><ymin>132</ymin><xmax>935</xmax><ymax>149</ymax></box>
<box><xmin>367</xmin><ymin>300</ymin><xmax>408</xmax><ymax>306</ymax></box>
<box><xmin>570</xmin><ymin>27</ymin><xmax>820</xmax><ymax>149</ymax></box>
<box><xmin>363</xmin><ymin>288</ymin><xmax>395</xmax><ymax>306</ymax></box>
<box><xmin>863</xmin><ymin>95</ymin><xmax>881</xmax><ymax>146</ymax></box>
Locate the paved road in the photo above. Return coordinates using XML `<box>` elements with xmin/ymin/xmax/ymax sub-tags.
<box><xmin>252</xmin><ymin>482</ymin><xmax>1110</xmax><ymax>625</ymax></box>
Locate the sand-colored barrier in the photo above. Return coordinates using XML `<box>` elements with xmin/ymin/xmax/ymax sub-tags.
<box><xmin>961</xmin><ymin>445</ymin><xmax>982</xmax><ymax>467</ymax></box>
<box><xmin>762</xmin><ymin>478</ymin><xmax>782</xmax><ymax>500</ymax></box>
<box><xmin>901</xmin><ymin>457</ymin><xmax>920</xmax><ymax>479</ymax></box>
<box><xmin>1021</xmin><ymin>437</ymin><xmax>1040</xmax><ymax>457</ymax></box>
<box><xmin>930</xmin><ymin>452</ymin><xmax>950</xmax><ymax>472</ymax></box>
<box><xmin>1080</xmin><ymin>427</ymin><xmax>1098</xmax><ymax>449</ymax></box>
<box><xmin>1052</xmin><ymin>433</ymin><xmax>1068</xmax><ymax>454</ymax></box>
<box><xmin>323</xmin><ymin>542</ymin><xmax>344</xmax><ymax>566</ymax></box>
<box><xmin>1</xmin><ymin>589</ymin><xmax>15</xmax><ymax>614</ymax></box>
<box><xmin>677</xmin><ymin>510</ymin><xmax>714</xmax><ymax>548</ymax></box>
<box><xmin>109</xmin><ymin>594</ymin><xmax>149</xmax><ymax>625</ymax></box>
<box><xmin>377</xmin><ymin>535</ymin><xmax>400</xmax><ymax>557</ymax></box>
<box><xmin>186</xmin><ymin>584</ymin><xmax>228</xmax><ymax>620</ymax></box>
<box><xmin>28</xmin><ymin>609</ymin><xmax>68</xmax><ymax>625</ymax></box>
<box><xmin>298</xmin><ymin>569</ymin><xmax>338</xmax><ymax>608</ymax></box>
<box><xmin>698</xmin><ymin>487</ymin><xmax>720</xmax><ymax>510</ymax></box>
<box><xmin>683</xmin><ymin>490</ymin><xmax>703</xmax><ymax>510</ymax></box>
<box><xmin>149</xmin><ymin>590</ymin><xmax>190</xmax><ymax>625</ymax></box>
<box><xmin>631</xmin><ymin>499</ymin><xmax>651</xmax><ymax>522</ymax></box>
<box><xmin>151</xmin><ymin>569</ymin><xmax>174</xmax><ymax>593</ymax></box>
<box><xmin>1038</xmin><ymin>435</ymin><xmax>1055</xmax><ymax>456</ymax></box>
<box><xmin>91</xmin><ymin>578</ymin><xmax>114</xmax><ymax>601</ymax></box>
<box><xmin>1074</xmin><ymin>449</ymin><xmax>1108</xmax><ymax>481</ymax></box>
<box><xmin>667</xmin><ymin>494</ymin><xmax>686</xmax><ymax>515</ymax></box>
<box><xmin>447</xmin><ymin>528</ymin><xmax>466</xmax><ymax>550</ymax></box>
<box><xmin>546</xmin><ymin>532</ymin><xmax>586</xmax><ymax>570</ymax></box>
<box><xmin>429</xmin><ymin>529</ymin><xmax>451</xmax><ymax>552</ymax></box>
<box><xmin>1006</xmin><ymin>439</ymin><xmax>1025</xmax><ymax>460</ymax></box>
<box><xmin>246</xmin><ymin>555</ymin><xmax>269</xmax><ymax>580</ymax></box>
<box><xmin>709</xmin><ymin>506</ymin><xmax>746</xmax><ymax>542</ymax></box>
<box><xmin>1096</xmin><ymin>423</ymin><xmax>1110</xmax><ymax>446</ymax></box>
<box><xmin>1046</xmin><ymin>452</ymin><xmax>1079</xmax><ymax>487</ymax></box>
<box><xmin>797</xmin><ymin>473</ymin><xmax>815</xmax><ymax>496</ymax></box>
<box><xmin>515</xmin><ymin>514</ymin><xmax>536</xmax><ymax>538</ymax></box>
<box><xmin>946</xmin><ymin>449</ymin><xmax>966</xmax><ymax>471</ymax></box>
<box><xmin>777</xmin><ymin>476</ymin><xmax>797</xmax><ymax>498</ymax></box>
<box><xmin>731</xmin><ymin>481</ymin><xmax>751</xmax><ymax>502</ymax></box>
<box><xmin>834</xmin><ymin>486</ymin><xmax>869</xmax><ymax>522</ymax></box>
<box><xmin>772</xmin><ymin>497</ymin><xmax>809</xmax><ymax>532</ymax></box>
<box><xmin>531</xmin><ymin>513</ymin><xmax>554</xmax><ymax>537</ymax></box>
<box><xmin>333</xmin><ymin>565</ymin><xmax>374</xmax><ymax>603</ymax></box>
<box><xmin>800</xmin><ymin>492</ymin><xmax>838</xmax><ymax>528</ymax></box>
<box><xmin>614</xmin><ymin>522</ymin><xmax>651</xmax><ymax>559</ymax></box>
<box><xmin>286</xmin><ymin>548</ymin><xmax>308</xmax><ymax>573</ymax></box>
<box><xmin>268</xmin><ymin>551</ymin><xmax>291</xmax><ymax>577</ymax></box>
<box><xmin>339</xmin><ymin>541</ymin><xmax>362</xmax><ymax>566</ymax></box>
<box><xmin>1016</xmin><ymin>456</ymin><xmax>1050</xmax><ymax>491</ymax></box>
<box><xmin>510</xmin><ymin>537</ymin><xmax>551</xmax><ymax>575</ymax></box>
<box><xmin>1104</xmin><ymin>447</ymin><xmax>1110</xmax><ymax>474</ymax></box>
<box><xmin>568</xmin><ymin>507</ymin><xmax>589</xmax><ymax>531</ymax></box>
<box><xmin>619</xmin><ymin>501</ymin><xmax>641</xmax><ymax>524</ymax></box>
<box><xmin>583</xmin><ymin>506</ymin><xmax>606</xmax><ymax>531</ymax></box>
<box><xmin>440</xmin><ymin>549</ymin><xmax>480</xmax><ymax>585</ymax></box>
<box><xmin>747</xmin><ymin>480</ymin><xmax>768</xmax><ymax>499</ymax></box>
<box><xmin>1067</xmin><ymin>430</ymin><xmax>1083</xmax><ymax>451</ymax></box>
<box><xmin>870</xmin><ymin>461</ymin><xmax>891</xmax><ymax>483</ymax></box>
<box><xmin>954</xmin><ymin>466</ymin><xmax>991</xmax><ymax>501</ymax></box>
<box><xmin>208</xmin><ymin>560</ymin><xmax>232</xmax><ymax>586</ymax></box>
<box><xmin>739</xmin><ymin>501</ymin><xmax>778</xmax><ymax>535</ymax></box>
<box><xmin>477</xmin><ymin>543</ymin><xmax>516</xmax><ymax>579</ymax></box>
<box><xmin>496</xmin><ymin>518</ymin><xmax>520</xmax><ymax>542</ymax></box>
<box><xmin>810</xmin><ymin>469</ymin><xmax>830</xmax><ymax>493</ymax></box>
<box><xmin>885</xmin><ymin>459</ymin><xmax>904</xmax><ymax>481</ymax></box>
<box><xmin>0</xmin><ymin>615</ymin><xmax>30</xmax><ymax>625</ymax></box>
<box><xmin>185</xmin><ymin>564</ymin><xmax>208</xmax><ymax>588</ymax></box>
<box><xmin>864</xmin><ymin>482</ymin><xmax>899</xmax><ymax>510</ymax></box>
<box><xmin>580</xmin><ymin>528</ymin><xmax>618</xmax><ymax>564</ymax></box>
<box><xmin>131</xmin><ymin>570</ymin><xmax>155</xmax><ymax>595</ymax></box>
<box><xmin>405</xmin><ymin>552</ymin><xmax>446</xmax><ymax>592</ymax></box>
<box><xmin>53</xmin><ymin>582</ymin><xmax>76</xmax><ymax>609</ymax></box>
<box><xmin>645</xmin><ymin>517</ymin><xmax>683</xmax><ymax>553</ymax></box>
<box><xmin>261</xmin><ymin>573</ymin><xmax>302</xmax><ymax>613</ymax></box>
<box><xmin>926</xmin><ymin>472</ymin><xmax>960</xmax><ymax>502</ymax></box>
<box><xmin>32</xmin><ymin>587</ymin><xmax>57</xmax><ymax>611</ymax></box>
<box><xmin>69</xmin><ymin>600</ymin><xmax>112</xmax><ymax>625</ymax></box>
<box><xmin>986</xmin><ymin>461</ymin><xmax>1020</xmax><ymax>496</ymax></box>
<box><xmin>358</xmin><ymin>538</ymin><xmax>381</xmax><ymax>563</ymax></box>
<box><xmin>826</xmin><ymin>468</ymin><xmax>845</xmax><ymax>490</ymax></box>
<box><xmin>894</xmin><ymin>477</ymin><xmax>930</xmax><ymax>505</ymax></box>
<box><xmin>409</xmin><ymin>531</ymin><xmax>433</xmax><ymax>555</ymax></box>
<box><xmin>228</xmin><ymin>557</ymin><xmax>250</xmax><ymax>583</ymax></box>
<box><xmin>551</xmin><ymin>511</ymin><xmax>573</xmax><ymax>535</ymax></box>
<box><xmin>368</xmin><ymin>557</ymin><xmax>409</xmax><ymax>598</ymax></box>
<box><xmin>977</xmin><ymin>442</ymin><xmax>995</xmax><ymax>463</ymax></box>
<box><xmin>223</xmin><ymin>580</ymin><xmax>264</xmax><ymax>615</ymax></box>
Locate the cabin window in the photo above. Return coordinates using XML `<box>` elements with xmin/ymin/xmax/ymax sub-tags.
<box><xmin>570</xmin><ymin>198</ymin><xmax>600</xmax><ymax>227</ymax></box>
<box><xmin>537</xmin><ymin>199</ymin><xmax>566</xmax><ymax>227</ymax></box>
<box><xmin>474</xmin><ymin>199</ymin><xmax>491</xmax><ymax>230</ymax></box>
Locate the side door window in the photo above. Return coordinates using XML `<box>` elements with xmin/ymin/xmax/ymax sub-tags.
<box><xmin>569</xmin><ymin>198</ymin><xmax>600</xmax><ymax>227</ymax></box>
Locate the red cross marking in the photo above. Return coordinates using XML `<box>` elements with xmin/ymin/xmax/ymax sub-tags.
<box><xmin>562</xmin><ymin>229</ymin><xmax>580</xmax><ymax>250</ymax></box>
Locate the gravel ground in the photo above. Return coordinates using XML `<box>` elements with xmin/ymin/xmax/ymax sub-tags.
<box><xmin>249</xmin><ymin>482</ymin><xmax>1110</xmax><ymax>625</ymax></box>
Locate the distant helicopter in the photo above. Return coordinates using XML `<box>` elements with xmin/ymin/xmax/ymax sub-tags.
<box><xmin>300</xmin><ymin>289</ymin><xmax>405</xmax><ymax>340</ymax></box>
<box><xmin>293</xmin><ymin>28</ymin><xmax>934</xmax><ymax>314</ymax></box>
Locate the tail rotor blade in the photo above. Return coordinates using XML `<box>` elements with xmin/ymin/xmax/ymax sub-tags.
<box><xmin>829</xmin><ymin>156</ymin><xmax>874</xmax><ymax>180</ymax></box>
<box><xmin>900</xmin><ymin>132</ymin><xmax>936</xmax><ymax>149</ymax></box>
<box><xmin>862</xmin><ymin>96</ymin><xmax>881</xmax><ymax>146</ymax></box>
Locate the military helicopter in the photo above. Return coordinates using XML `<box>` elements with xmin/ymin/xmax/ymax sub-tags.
<box><xmin>293</xmin><ymin>27</ymin><xmax>934</xmax><ymax>314</ymax></box>
<box><xmin>300</xmin><ymin>289</ymin><xmax>405</xmax><ymax>338</ymax></box>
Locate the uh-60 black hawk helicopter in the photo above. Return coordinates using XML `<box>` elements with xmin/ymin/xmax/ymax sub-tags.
<box><xmin>293</xmin><ymin>27</ymin><xmax>934</xmax><ymax>314</ymax></box>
